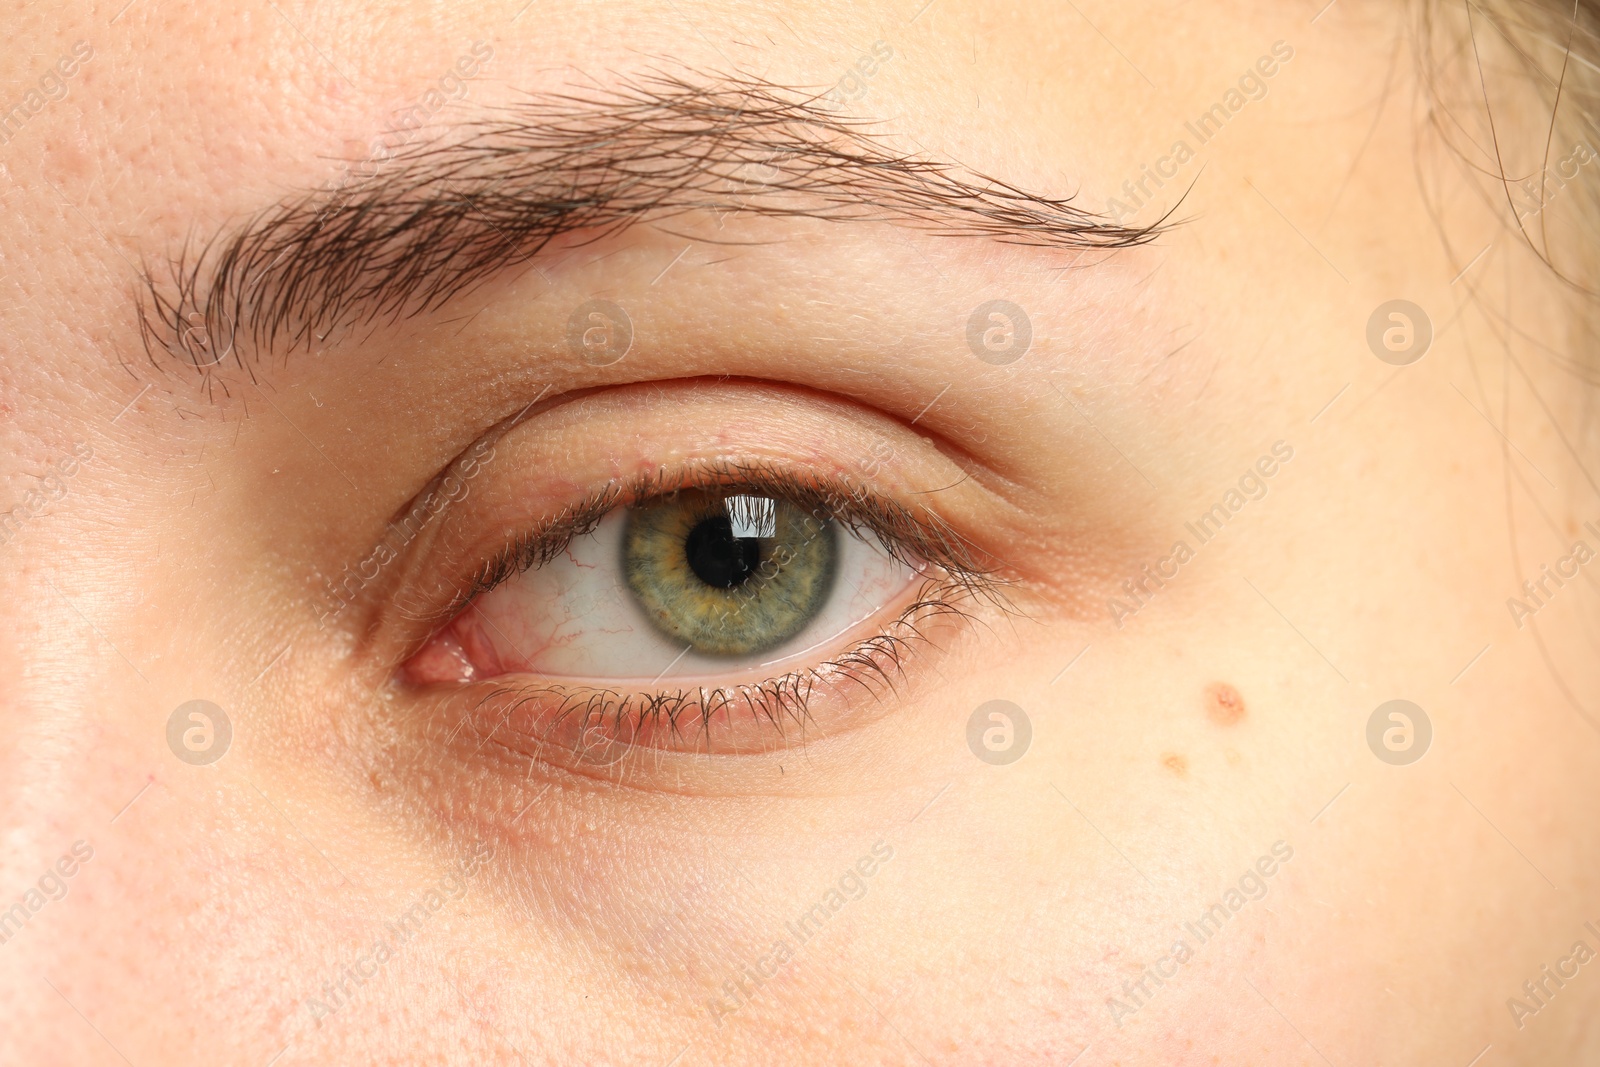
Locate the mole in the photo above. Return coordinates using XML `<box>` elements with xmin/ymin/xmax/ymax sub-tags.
<box><xmin>1206</xmin><ymin>682</ymin><xmax>1247</xmax><ymax>726</ymax></box>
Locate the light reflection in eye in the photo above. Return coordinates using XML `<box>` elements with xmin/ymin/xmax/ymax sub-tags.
<box><xmin>453</xmin><ymin>491</ymin><xmax>919</xmax><ymax>681</ymax></box>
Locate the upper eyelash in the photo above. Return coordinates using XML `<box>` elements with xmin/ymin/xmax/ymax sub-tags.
<box><xmin>436</xmin><ymin>456</ymin><xmax>1014</xmax><ymax>627</ymax></box>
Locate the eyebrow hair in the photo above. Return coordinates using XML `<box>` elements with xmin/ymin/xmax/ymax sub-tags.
<box><xmin>136</xmin><ymin>70</ymin><xmax>1165</xmax><ymax>369</ymax></box>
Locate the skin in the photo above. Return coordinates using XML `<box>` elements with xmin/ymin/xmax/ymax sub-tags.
<box><xmin>2</xmin><ymin>0</ymin><xmax>1598</xmax><ymax>1064</ymax></box>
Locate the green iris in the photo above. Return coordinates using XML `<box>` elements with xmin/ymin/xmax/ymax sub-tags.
<box><xmin>622</xmin><ymin>491</ymin><xmax>838</xmax><ymax>657</ymax></box>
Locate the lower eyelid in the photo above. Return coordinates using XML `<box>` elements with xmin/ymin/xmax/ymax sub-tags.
<box><xmin>426</xmin><ymin>580</ymin><xmax>978</xmax><ymax>768</ymax></box>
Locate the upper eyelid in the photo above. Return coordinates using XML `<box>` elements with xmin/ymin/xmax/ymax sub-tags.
<box><xmin>335</xmin><ymin>380</ymin><xmax>1030</xmax><ymax>663</ymax></box>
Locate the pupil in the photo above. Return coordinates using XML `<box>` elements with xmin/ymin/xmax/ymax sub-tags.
<box><xmin>684</xmin><ymin>515</ymin><xmax>763</xmax><ymax>589</ymax></box>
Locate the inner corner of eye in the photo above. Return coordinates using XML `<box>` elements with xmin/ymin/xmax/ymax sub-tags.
<box><xmin>400</xmin><ymin>488</ymin><xmax>921</xmax><ymax>688</ymax></box>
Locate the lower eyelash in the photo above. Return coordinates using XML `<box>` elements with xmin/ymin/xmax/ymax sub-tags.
<box><xmin>450</xmin><ymin>580</ymin><xmax>982</xmax><ymax>765</ymax></box>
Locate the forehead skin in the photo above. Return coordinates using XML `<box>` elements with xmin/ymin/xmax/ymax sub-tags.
<box><xmin>2</xmin><ymin>1</ymin><xmax>1598</xmax><ymax>1066</ymax></box>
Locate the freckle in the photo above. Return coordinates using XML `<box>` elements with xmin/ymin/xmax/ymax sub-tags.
<box><xmin>1162</xmin><ymin>752</ymin><xmax>1188</xmax><ymax>777</ymax></box>
<box><xmin>1206</xmin><ymin>682</ymin><xmax>1247</xmax><ymax>726</ymax></box>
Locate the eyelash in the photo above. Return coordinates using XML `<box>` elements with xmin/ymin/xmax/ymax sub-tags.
<box><xmin>415</xmin><ymin>457</ymin><xmax>1014</xmax><ymax>756</ymax></box>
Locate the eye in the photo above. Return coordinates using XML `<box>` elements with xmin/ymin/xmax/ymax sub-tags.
<box><xmin>404</xmin><ymin>487</ymin><xmax>917</xmax><ymax>682</ymax></box>
<box><xmin>393</xmin><ymin>457</ymin><xmax>1007</xmax><ymax>760</ymax></box>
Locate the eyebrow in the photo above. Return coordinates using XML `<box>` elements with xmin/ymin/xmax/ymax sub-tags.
<box><xmin>137</xmin><ymin>70</ymin><xmax>1163</xmax><ymax>368</ymax></box>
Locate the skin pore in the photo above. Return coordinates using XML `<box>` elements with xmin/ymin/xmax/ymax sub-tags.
<box><xmin>2</xmin><ymin>0</ymin><xmax>1599</xmax><ymax>1064</ymax></box>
